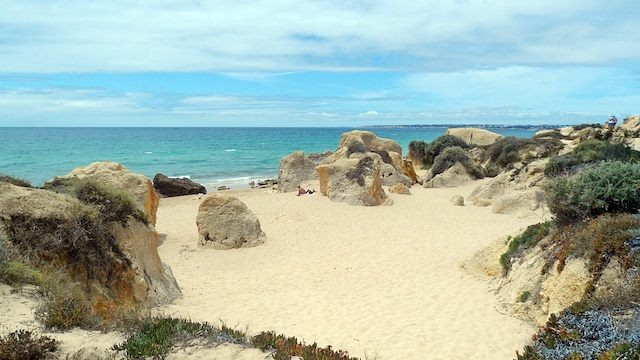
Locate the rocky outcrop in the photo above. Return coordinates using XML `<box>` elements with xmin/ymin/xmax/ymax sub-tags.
<box><xmin>277</xmin><ymin>151</ymin><xmax>318</xmax><ymax>193</ymax></box>
<box><xmin>389</xmin><ymin>183</ymin><xmax>411</xmax><ymax>195</ymax></box>
<box><xmin>338</xmin><ymin>130</ymin><xmax>402</xmax><ymax>156</ymax></box>
<box><xmin>52</xmin><ymin>162</ymin><xmax>160</xmax><ymax>226</ymax></box>
<box><xmin>388</xmin><ymin>152</ymin><xmax>419</xmax><ymax>184</ymax></box>
<box><xmin>316</xmin><ymin>157</ymin><xmax>391</xmax><ymax>206</ymax></box>
<box><xmin>423</xmin><ymin>162</ymin><xmax>473</xmax><ymax>188</ymax></box>
<box><xmin>469</xmin><ymin>159</ymin><xmax>549</xmax><ymax>216</ymax></box>
<box><xmin>153</xmin><ymin>174</ymin><xmax>206</xmax><ymax>197</ymax></box>
<box><xmin>196</xmin><ymin>194</ymin><xmax>266</xmax><ymax>249</ymax></box>
<box><xmin>445</xmin><ymin>128</ymin><xmax>502</xmax><ymax>146</ymax></box>
<box><xmin>379</xmin><ymin>163</ymin><xmax>412</xmax><ymax>187</ymax></box>
<box><xmin>0</xmin><ymin>183</ymin><xmax>180</xmax><ymax>311</ymax></box>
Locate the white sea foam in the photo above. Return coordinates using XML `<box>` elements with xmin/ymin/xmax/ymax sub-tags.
<box><xmin>144</xmin><ymin>151</ymin><xmax>153</xmax><ymax>154</ymax></box>
<box><xmin>171</xmin><ymin>175</ymin><xmax>191</xmax><ymax>179</ymax></box>
<box><xmin>225</xmin><ymin>149</ymin><xmax>236</xmax><ymax>152</ymax></box>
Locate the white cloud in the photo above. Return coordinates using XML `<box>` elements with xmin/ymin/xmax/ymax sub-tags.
<box><xmin>358</xmin><ymin>110</ymin><xmax>379</xmax><ymax>117</ymax></box>
<box><xmin>1</xmin><ymin>0</ymin><xmax>638</xmax><ymax>73</ymax></box>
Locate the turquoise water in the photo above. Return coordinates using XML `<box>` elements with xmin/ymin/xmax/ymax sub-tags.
<box><xmin>0</xmin><ymin>127</ymin><xmax>537</xmax><ymax>189</ymax></box>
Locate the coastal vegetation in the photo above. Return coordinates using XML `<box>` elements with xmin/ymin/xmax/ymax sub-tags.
<box><xmin>545</xmin><ymin>140</ymin><xmax>640</xmax><ymax>176</ymax></box>
<box><xmin>0</xmin><ymin>330</ymin><xmax>58</xmax><ymax>360</ymax></box>
<box><xmin>430</xmin><ymin>146</ymin><xmax>484</xmax><ymax>179</ymax></box>
<box><xmin>0</xmin><ymin>174</ymin><xmax>31</xmax><ymax>188</ymax></box>
<box><xmin>408</xmin><ymin>135</ymin><xmax>468</xmax><ymax>168</ymax></box>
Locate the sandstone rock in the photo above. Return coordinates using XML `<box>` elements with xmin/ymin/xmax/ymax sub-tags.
<box><xmin>379</xmin><ymin>163</ymin><xmax>412</xmax><ymax>187</ymax></box>
<box><xmin>492</xmin><ymin>189</ymin><xmax>545</xmax><ymax>217</ymax></box>
<box><xmin>196</xmin><ymin>194</ymin><xmax>266</xmax><ymax>249</ymax></box>
<box><xmin>620</xmin><ymin>115</ymin><xmax>640</xmax><ymax>134</ymax></box>
<box><xmin>389</xmin><ymin>152</ymin><xmax>419</xmax><ymax>184</ymax></box>
<box><xmin>423</xmin><ymin>162</ymin><xmax>473</xmax><ymax>188</ymax></box>
<box><xmin>153</xmin><ymin>174</ymin><xmax>206</xmax><ymax>197</ymax></box>
<box><xmin>534</xmin><ymin>129</ymin><xmax>557</xmax><ymax>138</ymax></box>
<box><xmin>389</xmin><ymin>183</ymin><xmax>411</xmax><ymax>195</ymax></box>
<box><xmin>316</xmin><ymin>157</ymin><xmax>391</xmax><ymax>206</ymax></box>
<box><xmin>0</xmin><ymin>183</ymin><xmax>180</xmax><ymax>309</ymax></box>
<box><xmin>53</xmin><ymin>162</ymin><xmax>160</xmax><ymax>226</ymax></box>
<box><xmin>450</xmin><ymin>195</ymin><xmax>464</xmax><ymax>206</ymax></box>
<box><xmin>540</xmin><ymin>259</ymin><xmax>590</xmax><ymax>316</ymax></box>
<box><xmin>338</xmin><ymin>130</ymin><xmax>402</xmax><ymax>156</ymax></box>
<box><xmin>445</xmin><ymin>128</ymin><xmax>502</xmax><ymax>146</ymax></box>
<box><xmin>277</xmin><ymin>151</ymin><xmax>318</xmax><ymax>193</ymax></box>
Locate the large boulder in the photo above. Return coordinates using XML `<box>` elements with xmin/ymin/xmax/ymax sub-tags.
<box><xmin>445</xmin><ymin>128</ymin><xmax>503</xmax><ymax>146</ymax></box>
<box><xmin>379</xmin><ymin>162</ymin><xmax>412</xmax><ymax>187</ymax></box>
<box><xmin>422</xmin><ymin>162</ymin><xmax>474</xmax><ymax>188</ymax></box>
<box><xmin>0</xmin><ymin>183</ymin><xmax>180</xmax><ymax>311</ymax></box>
<box><xmin>52</xmin><ymin>162</ymin><xmax>160</xmax><ymax>226</ymax></box>
<box><xmin>338</xmin><ymin>130</ymin><xmax>403</xmax><ymax>156</ymax></box>
<box><xmin>196</xmin><ymin>194</ymin><xmax>266</xmax><ymax>249</ymax></box>
<box><xmin>316</xmin><ymin>156</ymin><xmax>391</xmax><ymax>206</ymax></box>
<box><xmin>277</xmin><ymin>151</ymin><xmax>318</xmax><ymax>193</ymax></box>
<box><xmin>153</xmin><ymin>174</ymin><xmax>206</xmax><ymax>197</ymax></box>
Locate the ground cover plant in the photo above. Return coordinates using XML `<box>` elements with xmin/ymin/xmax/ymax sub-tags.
<box><xmin>0</xmin><ymin>174</ymin><xmax>32</xmax><ymax>188</ymax></box>
<box><xmin>0</xmin><ymin>330</ymin><xmax>58</xmax><ymax>360</ymax></box>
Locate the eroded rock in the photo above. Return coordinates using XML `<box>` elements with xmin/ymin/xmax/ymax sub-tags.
<box><xmin>153</xmin><ymin>174</ymin><xmax>206</xmax><ymax>197</ymax></box>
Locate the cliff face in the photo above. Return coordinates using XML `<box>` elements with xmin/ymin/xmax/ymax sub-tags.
<box><xmin>0</xmin><ymin>183</ymin><xmax>180</xmax><ymax>318</ymax></box>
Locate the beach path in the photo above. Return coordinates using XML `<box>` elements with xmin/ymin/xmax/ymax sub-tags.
<box><xmin>156</xmin><ymin>180</ymin><xmax>538</xmax><ymax>360</ymax></box>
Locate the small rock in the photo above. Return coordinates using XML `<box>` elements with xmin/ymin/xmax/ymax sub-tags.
<box><xmin>389</xmin><ymin>183</ymin><xmax>411</xmax><ymax>195</ymax></box>
<box><xmin>450</xmin><ymin>195</ymin><xmax>464</xmax><ymax>206</ymax></box>
<box><xmin>217</xmin><ymin>186</ymin><xmax>229</xmax><ymax>191</ymax></box>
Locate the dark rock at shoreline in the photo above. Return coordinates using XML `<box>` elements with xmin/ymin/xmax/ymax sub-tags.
<box><xmin>153</xmin><ymin>173</ymin><xmax>206</xmax><ymax>197</ymax></box>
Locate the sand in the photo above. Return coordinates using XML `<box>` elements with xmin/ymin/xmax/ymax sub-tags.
<box><xmin>155</xmin><ymin>179</ymin><xmax>541</xmax><ymax>360</ymax></box>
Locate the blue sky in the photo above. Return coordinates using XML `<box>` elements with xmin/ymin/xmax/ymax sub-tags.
<box><xmin>1</xmin><ymin>0</ymin><xmax>639</xmax><ymax>126</ymax></box>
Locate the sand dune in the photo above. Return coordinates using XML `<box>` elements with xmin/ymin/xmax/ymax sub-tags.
<box><xmin>155</xmin><ymin>179</ymin><xmax>540</xmax><ymax>360</ymax></box>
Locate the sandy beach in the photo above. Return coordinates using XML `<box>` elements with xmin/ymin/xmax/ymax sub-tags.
<box><xmin>155</xmin><ymin>179</ymin><xmax>540</xmax><ymax>360</ymax></box>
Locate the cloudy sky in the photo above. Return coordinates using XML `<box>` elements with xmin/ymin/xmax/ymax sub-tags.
<box><xmin>1</xmin><ymin>0</ymin><xmax>638</xmax><ymax>126</ymax></box>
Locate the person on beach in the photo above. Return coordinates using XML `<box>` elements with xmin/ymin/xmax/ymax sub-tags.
<box><xmin>604</xmin><ymin>115</ymin><xmax>617</xmax><ymax>130</ymax></box>
<box><xmin>297</xmin><ymin>185</ymin><xmax>316</xmax><ymax>196</ymax></box>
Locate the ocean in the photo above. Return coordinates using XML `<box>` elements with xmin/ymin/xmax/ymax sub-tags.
<box><xmin>0</xmin><ymin>127</ymin><xmax>538</xmax><ymax>189</ymax></box>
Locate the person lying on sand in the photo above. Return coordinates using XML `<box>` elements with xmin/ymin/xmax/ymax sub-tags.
<box><xmin>297</xmin><ymin>185</ymin><xmax>316</xmax><ymax>196</ymax></box>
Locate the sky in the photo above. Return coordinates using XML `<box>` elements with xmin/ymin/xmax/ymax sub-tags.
<box><xmin>0</xmin><ymin>0</ymin><xmax>639</xmax><ymax>127</ymax></box>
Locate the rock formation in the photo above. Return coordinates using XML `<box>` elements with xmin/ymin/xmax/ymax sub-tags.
<box><xmin>445</xmin><ymin>128</ymin><xmax>502</xmax><ymax>146</ymax></box>
<box><xmin>389</xmin><ymin>183</ymin><xmax>411</xmax><ymax>195</ymax></box>
<box><xmin>196</xmin><ymin>193</ymin><xmax>266</xmax><ymax>249</ymax></box>
<box><xmin>0</xmin><ymin>183</ymin><xmax>181</xmax><ymax>312</ymax></box>
<box><xmin>379</xmin><ymin>163</ymin><xmax>412</xmax><ymax>187</ymax></box>
<box><xmin>338</xmin><ymin>130</ymin><xmax>403</xmax><ymax>155</ymax></box>
<box><xmin>316</xmin><ymin>156</ymin><xmax>391</xmax><ymax>206</ymax></box>
<box><xmin>51</xmin><ymin>162</ymin><xmax>160</xmax><ymax>226</ymax></box>
<box><xmin>423</xmin><ymin>162</ymin><xmax>474</xmax><ymax>188</ymax></box>
<box><xmin>153</xmin><ymin>174</ymin><xmax>206</xmax><ymax>197</ymax></box>
<box><xmin>277</xmin><ymin>151</ymin><xmax>318</xmax><ymax>193</ymax></box>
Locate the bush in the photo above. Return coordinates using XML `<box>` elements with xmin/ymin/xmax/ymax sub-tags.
<box><xmin>500</xmin><ymin>222</ymin><xmax>552</xmax><ymax>272</ymax></box>
<box><xmin>113</xmin><ymin>317</ymin><xmax>247</xmax><ymax>359</ymax></box>
<box><xmin>430</xmin><ymin>146</ymin><xmax>484</xmax><ymax>179</ymax></box>
<box><xmin>36</xmin><ymin>272</ymin><xmax>99</xmax><ymax>330</ymax></box>
<box><xmin>410</xmin><ymin>136</ymin><xmax>468</xmax><ymax>168</ymax></box>
<box><xmin>252</xmin><ymin>331</ymin><xmax>358</xmax><ymax>360</ymax></box>
<box><xmin>0</xmin><ymin>174</ymin><xmax>32</xmax><ymax>188</ymax></box>
<box><xmin>0</xmin><ymin>261</ymin><xmax>44</xmax><ymax>288</ymax></box>
<box><xmin>486</xmin><ymin>137</ymin><xmax>533</xmax><ymax>168</ymax></box>
<box><xmin>547</xmin><ymin>162</ymin><xmax>640</xmax><ymax>224</ymax></box>
<box><xmin>573</xmin><ymin>123</ymin><xmax>602</xmax><ymax>131</ymax></box>
<box><xmin>545</xmin><ymin>140</ymin><xmax>640</xmax><ymax>176</ymax></box>
<box><xmin>0</xmin><ymin>330</ymin><xmax>58</xmax><ymax>360</ymax></box>
<box><xmin>44</xmin><ymin>178</ymin><xmax>147</xmax><ymax>225</ymax></box>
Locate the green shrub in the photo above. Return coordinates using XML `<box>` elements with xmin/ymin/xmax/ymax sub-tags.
<box><xmin>518</xmin><ymin>291</ymin><xmax>531</xmax><ymax>303</ymax></box>
<box><xmin>252</xmin><ymin>331</ymin><xmax>358</xmax><ymax>360</ymax></box>
<box><xmin>0</xmin><ymin>330</ymin><xmax>58</xmax><ymax>360</ymax></box>
<box><xmin>411</xmin><ymin>135</ymin><xmax>468</xmax><ymax>168</ymax></box>
<box><xmin>500</xmin><ymin>222</ymin><xmax>551</xmax><ymax>272</ymax></box>
<box><xmin>44</xmin><ymin>178</ymin><xmax>147</xmax><ymax>225</ymax></box>
<box><xmin>430</xmin><ymin>146</ymin><xmax>484</xmax><ymax>179</ymax></box>
<box><xmin>486</xmin><ymin>137</ymin><xmax>533</xmax><ymax>168</ymax></box>
<box><xmin>0</xmin><ymin>174</ymin><xmax>32</xmax><ymax>188</ymax></box>
<box><xmin>0</xmin><ymin>261</ymin><xmax>43</xmax><ymax>288</ymax></box>
<box><xmin>547</xmin><ymin>162</ymin><xmax>640</xmax><ymax>224</ymax></box>
<box><xmin>113</xmin><ymin>317</ymin><xmax>247</xmax><ymax>359</ymax></box>
<box><xmin>545</xmin><ymin>140</ymin><xmax>640</xmax><ymax>176</ymax></box>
